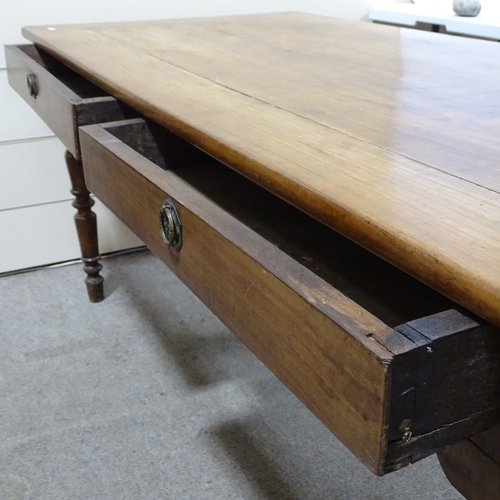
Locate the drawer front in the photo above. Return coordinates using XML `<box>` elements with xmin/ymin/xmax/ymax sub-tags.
<box><xmin>79</xmin><ymin>118</ymin><xmax>500</xmax><ymax>475</ymax></box>
<box><xmin>4</xmin><ymin>45</ymin><xmax>130</xmax><ymax>158</ymax></box>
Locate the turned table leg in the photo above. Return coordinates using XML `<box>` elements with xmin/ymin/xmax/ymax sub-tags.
<box><xmin>65</xmin><ymin>150</ymin><xmax>104</xmax><ymax>302</ymax></box>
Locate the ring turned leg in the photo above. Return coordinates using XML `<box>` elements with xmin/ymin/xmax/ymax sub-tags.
<box><xmin>65</xmin><ymin>150</ymin><xmax>104</xmax><ymax>302</ymax></box>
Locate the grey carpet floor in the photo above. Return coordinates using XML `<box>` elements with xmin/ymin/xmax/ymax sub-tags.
<box><xmin>0</xmin><ymin>250</ymin><xmax>463</xmax><ymax>500</ymax></box>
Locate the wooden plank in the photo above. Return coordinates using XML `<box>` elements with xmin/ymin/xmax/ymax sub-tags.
<box><xmin>98</xmin><ymin>14</ymin><xmax>500</xmax><ymax>194</ymax></box>
<box><xmin>20</xmin><ymin>15</ymin><xmax>500</xmax><ymax>327</ymax></box>
<box><xmin>438</xmin><ymin>439</ymin><xmax>500</xmax><ymax>500</ymax></box>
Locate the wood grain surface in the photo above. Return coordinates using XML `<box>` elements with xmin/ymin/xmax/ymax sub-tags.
<box><xmin>79</xmin><ymin>120</ymin><xmax>392</xmax><ymax>473</ymax></box>
<box><xmin>78</xmin><ymin>118</ymin><xmax>500</xmax><ymax>475</ymax></box>
<box><xmin>22</xmin><ymin>13</ymin><xmax>500</xmax><ymax>326</ymax></box>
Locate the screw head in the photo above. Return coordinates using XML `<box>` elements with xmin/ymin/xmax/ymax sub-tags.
<box><xmin>402</xmin><ymin>430</ymin><xmax>412</xmax><ymax>443</ymax></box>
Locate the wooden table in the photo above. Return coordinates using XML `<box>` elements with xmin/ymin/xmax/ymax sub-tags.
<box><xmin>5</xmin><ymin>13</ymin><xmax>500</xmax><ymax>498</ymax></box>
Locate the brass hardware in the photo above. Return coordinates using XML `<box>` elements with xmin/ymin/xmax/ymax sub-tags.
<box><xmin>26</xmin><ymin>73</ymin><xmax>38</xmax><ymax>98</ymax></box>
<box><xmin>402</xmin><ymin>430</ymin><xmax>412</xmax><ymax>443</ymax></box>
<box><xmin>159</xmin><ymin>199</ymin><xmax>182</xmax><ymax>250</ymax></box>
<box><xmin>399</xmin><ymin>419</ymin><xmax>412</xmax><ymax>443</ymax></box>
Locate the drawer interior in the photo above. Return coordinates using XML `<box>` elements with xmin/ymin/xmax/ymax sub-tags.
<box><xmin>105</xmin><ymin>119</ymin><xmax>458</xmax><ymax>328</ymax></box>
<box><xmin>83</xmin><ymin>117</ymin><xmax>500</xmax><ymax>474</ymax></box>
<box><xmin>19</xmin><ymin>44</ymin><xmax>109</xmax><ymax>99</ymax></box>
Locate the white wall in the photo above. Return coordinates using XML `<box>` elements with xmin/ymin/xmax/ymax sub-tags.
<box><xmin>0</xmin><ymin>0</ymin><xmax>373</xmax><ymax>273</ymax></box>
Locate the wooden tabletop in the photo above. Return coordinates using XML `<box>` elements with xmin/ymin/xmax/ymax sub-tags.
<box><xmin>23</xmin><ymin>13</ymin><xmax>500</xmax><ymax>326</ymax></box>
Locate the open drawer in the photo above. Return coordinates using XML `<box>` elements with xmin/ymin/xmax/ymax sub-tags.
<box><xmin>79</xmin><ymin>118</ymin><xmax>500</xmax><ymax>475</ymax></box>
<box><xmin>4</xmin><ymin>44</ymin><xmax>131</xmax><ymax>159</ymax></box>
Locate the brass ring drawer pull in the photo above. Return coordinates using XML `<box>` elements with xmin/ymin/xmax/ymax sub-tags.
<box><xmin>159</xmin><ymin>199</ymin><xmax>182</xmax><ymax>251</ymax></box>
<box><xmin>26</xmin><ymin>72</ymin><xmax>38</xmax><ymax>98</ymax></box>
